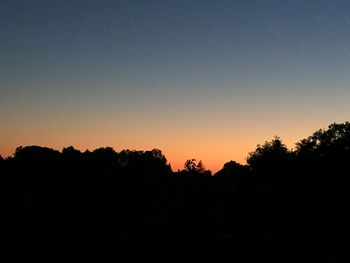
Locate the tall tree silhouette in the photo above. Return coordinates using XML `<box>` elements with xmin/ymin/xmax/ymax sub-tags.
<box><xmin>247</xmin><ymin>136</ymin><xmax>292</xmax><ymax>173</ymax></box>
<box><xmin>195</xmin><ymin>160</ymin><xmax>211</xmax><ymax>176</ymax></box>
<box><xmin>296</xmin><ymin>122</ymin><xmax>350</xmax><ymax>158</ymax></box>
<box><xmin>184</xmin><ymin>159</ymin><xmax>197</xmax><ymax>173</ymax></box>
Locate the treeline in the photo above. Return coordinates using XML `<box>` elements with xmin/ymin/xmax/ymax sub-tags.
<box><xmin>2</xmin><ymin>122</ymin><xmax>350</xmax><ymax>262</ymax></box>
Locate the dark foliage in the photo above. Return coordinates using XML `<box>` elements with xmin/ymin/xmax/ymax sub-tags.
<box><xmin>178</xmin><ymin>159</ymin><xmax>212</xmax><ymax>176</ymax></box>
<box><xmin>3</xmin><ymin>122</ymin><xmax>350</xmax><ymax>262</ymax></box>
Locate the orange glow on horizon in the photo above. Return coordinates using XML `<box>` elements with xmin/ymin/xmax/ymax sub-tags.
<box><xmin>1</xmin><ymin>118</ymin><xmax>347</xmax><ymax>173</ymax></box>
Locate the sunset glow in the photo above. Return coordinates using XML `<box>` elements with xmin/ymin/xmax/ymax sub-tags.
<box><xmin>1</xmin><ymin>1</ymin><xmax>350</xmax><ymax>172</ymax></box>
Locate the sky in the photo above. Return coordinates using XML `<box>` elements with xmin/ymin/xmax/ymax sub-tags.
<box><xmin>1</xmin><ymin>0</ymin><xmax>350</xmax><ymax>172</ymax></box>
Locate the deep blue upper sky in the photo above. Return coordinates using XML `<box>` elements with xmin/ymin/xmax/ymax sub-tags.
<box><xmin>1</xmin><ymin>0</ymin><xmax>350</xmax><ymax>170</ymax></box>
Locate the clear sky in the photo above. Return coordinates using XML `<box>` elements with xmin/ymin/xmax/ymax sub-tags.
<box><xmin>1</xmin><ymin>0</ymin><xmax>350</xmax><ymax>172</ymax></box>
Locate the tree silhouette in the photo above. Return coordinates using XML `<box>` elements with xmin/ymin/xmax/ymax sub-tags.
<box><xmin>296</xmin><ymin>122</ymin><xmax>350</xmax><ymax>158</ymax></box>
<box><xmin>14</xmin><ymin>145</ymin><xmax>61</xmax><ymax>161</ymax></box>
<box><xmin>184</xmin><ymin>159</ymin><xmax>197</xmax><ymax>172</ymax></box>
<box><xmin>195</xmin><ymin>160</ymin><xmax>211</xmax><ymax>176</ymax></box>
<box><xmin>215</xmin><ymin>160</ymin><xmax>249</xmax><ymax>177</ymax></box>
<box><xmin>181</xmin><ymin>159</ymin><xmax>211</xmax><ymax>176</ymax></box>
<box><xmin>247</xmin><ymin>136</ymin><xmax>292</xmax><ymax>173</ymax></box>
<box><xmin>0</xmin><ymin>155</ymin><xmax>3</xmax><ymax>170</ymax></box>
<box><xmin>62</xmin><ymin>146</ymin><xmax>81</xmax><ymax>157</ymax></box>
<box><xmin>117</xmin><ymin>148</ymin><xmax>171</xmax><ymax>176</ymax></box>
<box><xmin>3</xmin><ymin>121</ymin><xmax>350</xmax><ymax>262</ymax></box>
<box><xmin>196</xmin><ymin>160</ymin><xmax>205</xmax><ymax>172</ymax></box>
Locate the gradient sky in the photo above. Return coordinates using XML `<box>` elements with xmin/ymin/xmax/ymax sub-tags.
<box><xmin>1</xmin><ymin>0</ymin><xmax>350</xmax><ymax>172</ymax></box>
